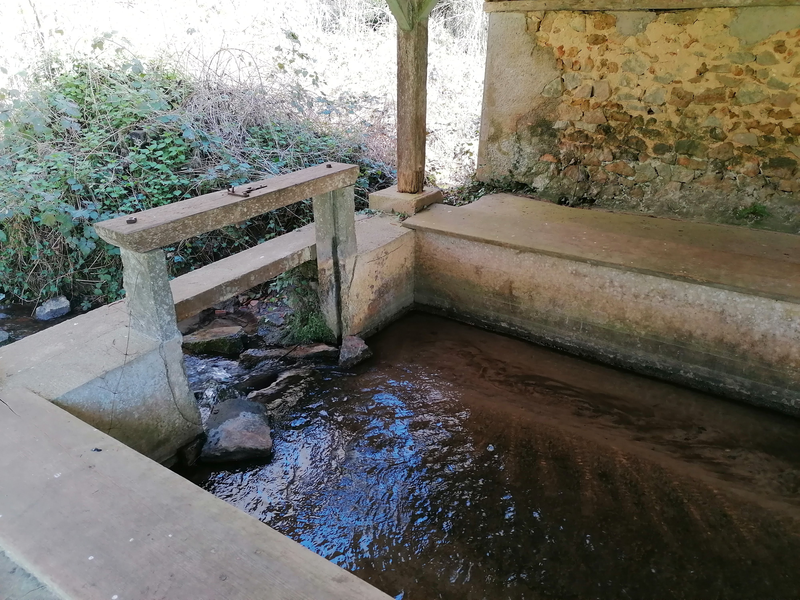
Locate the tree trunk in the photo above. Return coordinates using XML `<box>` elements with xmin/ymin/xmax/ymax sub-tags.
<box><xmin>396</xmin><ymin>20</ymin><xmax>428</xmax><ymax>194</ymax></box>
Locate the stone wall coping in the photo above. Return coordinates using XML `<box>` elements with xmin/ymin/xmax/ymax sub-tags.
<box><xmin>484</xmin><ymin>0</ymin><xmax>799</xmax><ymax>11</ymax></box>
<box><xmin>94</xmin><ymin>162</ymin><xmax>359</xmax><ymax>252</ymax></box>
<box><xmin>403</xmin><ymin>194</ymin><xmax>800</xmax><ymax>304</ymax></box>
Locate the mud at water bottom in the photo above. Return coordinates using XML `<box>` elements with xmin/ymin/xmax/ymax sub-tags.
<box><xmin>181</xmin><ymin>313</ymin><xmax>800</xmax><ymax>600</ymax></box>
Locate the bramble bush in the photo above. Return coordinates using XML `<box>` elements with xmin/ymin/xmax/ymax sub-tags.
<box><xmin>0</xmin><ymin>53</ymin><xmax>393</xmax><ymax>307</ymax></box>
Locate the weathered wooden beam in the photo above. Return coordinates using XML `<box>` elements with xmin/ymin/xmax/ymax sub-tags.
<box><xmin>94</xmin><ymin>162</ymin><xmax>358</xmax><ymax>252</ymax></box>
<box><xmin>484</xmin><ymin>0</ymin><xmax>797</xmax><ymax>11</ymax></box>
<box><xmin>396</xmin><ymin>16</ymin><xmax>429</xmax><ymax>194</ymax></box>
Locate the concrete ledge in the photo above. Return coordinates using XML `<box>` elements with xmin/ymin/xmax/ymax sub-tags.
<box><xmin>0</xmin><ymin>387</ymin><xmax>392</xmax><ymax>600</ymax></box>
<box><xmin>404</xmin><ymin>194</ymin><xmax>800</xmax><ymax>304</ymax></box>
<box><xmin>368</xmin><ymin>185</ymin><xmax>443</xmax><ymax>216</ymax></box>
<box><xmin>405</xmin><ymin>194</ymin><xmax>800</xmax><ymax>414</ymax></box>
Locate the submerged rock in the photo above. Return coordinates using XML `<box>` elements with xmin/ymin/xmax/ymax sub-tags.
<box><xmin>239</xmin><ymin>344</ymin><xmax>339</xmax><ymax>369</ymax></box>
<box><xmin>201</xmin><ymin>397</ymin><xmax>273</xmax><ymax>463</ymax></box>
<box><xmin>247</xmin><ymin>367</ymin><xmax>315</xmax><ymax>416</ymax></box>
<box><xmin>339</xmin><ymin>336</ymin><xmax>372</xmax><ymax>368</ymax></box>
<box><xmin>289</xmin><ymin>343</ymin><xmax>339</xmax><ymax>363</ymax></box>
<box><xmin>183</xmin><ymin>326</ymin><xmax>244</xmax><ymax>357</ymax></box>
<box><xmin>35</xmin><ymin>296</ymin><xmax>70</xmax><ymax>321</ymax></box>
<box><xmin>248</xmin><ymin>367</ymin><xmax>314</xmax><ymax>402</ymax></box>
<box><xmin>239</xmin><ymin>348</ymin><xmax>291</xmax><ymax>368</ymax></box>
<box><xmin>235</xmin><ymin>361</ymin><xmax>285</xmax><ymax>392</ymax></box>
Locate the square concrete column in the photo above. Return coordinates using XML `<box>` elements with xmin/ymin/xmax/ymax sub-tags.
<box><xmin>121</xmin><ymin>248</ymin><xmax>181</xmax><ymax>342</ymax></box>
<box><xmin>312</xmin><ymin>185</ymin><xmax>358</xmax><ymax>339</ymax></box>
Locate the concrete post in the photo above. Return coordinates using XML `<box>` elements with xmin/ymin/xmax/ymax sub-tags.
<box><xmin>121</xmin><ymin>248</ymin><xmax>181</xmax><ymax>342</ymax></box>
<box><xmin>312</xmin><ymin>185</ymin><xmax>358</xmax><ymax>340</ymax></box>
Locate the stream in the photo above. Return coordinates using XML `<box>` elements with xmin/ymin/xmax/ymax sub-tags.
<box><xmin>180</xmin><ymin>312</ymin><xmax>800</xmax><ymax>600</ymax></box>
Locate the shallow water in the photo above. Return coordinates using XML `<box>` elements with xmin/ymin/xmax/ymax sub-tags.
<box><xmin>0</xmin><ymin>303</ymin><xmax>75</xmax><ymax>342</ymax></box>
<box><xmin>182</xmin><ymin>313</ymin><xmax>800</xmax><ymax>600</ymax></box>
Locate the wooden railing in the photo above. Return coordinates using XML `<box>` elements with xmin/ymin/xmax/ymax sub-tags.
<box><xmin>95</xmin><ymin>162</ymin><xmax>360</xmax><ymax>342</ymax></box>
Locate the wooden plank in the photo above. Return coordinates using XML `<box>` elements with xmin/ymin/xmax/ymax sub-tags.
<box><xmin>94</xmin><ymin>162</ymin><xmax>359</xmax><ymax>252</ymax></box>
<box><xmin>484</xmin><ymin>0</ymin><xmax>797</xmax><ymax>10</ymax></box>
<box><xmin>0</xmin><ymin>387</ymin><xmax>394</xmax><ymax>600</ymax></box>
<box><xmin>396</xmin><ymin>19</ymin><xmax>428</xmax><ymax>194</ymax></box>
<box><xmin>170</xmin><ymin>225</ymin><xmax>316</xmax><ymax>322</ymax></box>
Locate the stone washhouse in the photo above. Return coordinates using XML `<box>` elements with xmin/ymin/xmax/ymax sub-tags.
<box><xmin>1</xmin><ymin>0</ymin><xmax>799</xmax><ymax>598</ymax></box>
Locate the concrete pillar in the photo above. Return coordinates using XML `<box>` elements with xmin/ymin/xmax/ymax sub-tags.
<box><xmin>312</xmin><ymin>185</ymin><xmax>357</xmax><ymax>339</ymax></box>
<box><xmin>117</xmin><ymin>247</ymin><xmax>201</xmax><ymax>462</ymax></box>
<box><xmin>121</xmin><ymin>248</ymin><xmax>181</xmax><ymax>342</ymax></box>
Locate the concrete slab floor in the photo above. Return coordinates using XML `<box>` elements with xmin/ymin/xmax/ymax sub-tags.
<box><xmin>0</xmin><ymin>386</ymin><xmax>392</xmax><ymax>600</ymax></box>
<box><xmin>0</xmin><ymin>550</ymin><xmax>62</xmax><ymax>600</ymax></box>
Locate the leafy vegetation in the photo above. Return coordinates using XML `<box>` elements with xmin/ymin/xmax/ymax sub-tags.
<box><xmin>734</xmin><ymin>202</ymin><xmax>770</xmax><ymax>222</ymax></box>
<box><xmin>0</xmin><ymin>57</ymin><xmax>393</xmax><ymax>306</ymax></box>
<box><xmin>270</xmin><ymin>264</ymin><xmax>335</xmax><ymax>345</ymax></box>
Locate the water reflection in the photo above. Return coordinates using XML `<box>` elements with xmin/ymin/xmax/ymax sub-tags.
<box><xmin>183</xmin><ymin>314</ymin><xmax>800</xmax><ymax>600</ymax></box>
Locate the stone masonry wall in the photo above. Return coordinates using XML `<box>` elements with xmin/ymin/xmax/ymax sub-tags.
<box><xmin>477</xmin><ymin>7</ymin><xmax>800</xmax><ymax>233</ymax></box>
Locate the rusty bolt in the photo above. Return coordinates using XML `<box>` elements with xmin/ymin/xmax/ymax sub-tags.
<box><xmin>326</xmin><ymin>163</ymin><xmax>332</xmax><ymax>168</ymax></box>
<box><xmin>126</xmin><ymin>217</ymin><xmax>138</xmax><ymax>224</ymax></box>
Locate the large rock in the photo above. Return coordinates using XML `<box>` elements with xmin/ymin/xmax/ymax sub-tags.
<box><xmin>201</xmin><ymin>397</ymin><xmax>273</xmax><ymax>463</ymax></box>
<box><xmin>34</xmin><ymin>296</ymin><xmax>70</xmax><ymax>321</ymax></box>
<box><xmin>339</xmin><ymin>336</ymin><xmax>372</xmax><ymax>368</ymax></box>
<box><xmin>183</xmin><ymin>326</ymin><xmax>244</xmax><ymax>357</ymax></box>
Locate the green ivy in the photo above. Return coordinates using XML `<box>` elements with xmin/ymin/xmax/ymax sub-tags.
<box><xmin>0</xmin><ymin>57</ymin><xmax>393</xmax><ymax>306</ymax></box>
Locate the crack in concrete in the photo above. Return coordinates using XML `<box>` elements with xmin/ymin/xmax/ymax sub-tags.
<box><xmin>157</xmin><ymin>340</ymin><xmax>202</xmax><ymax>427</ymax></box>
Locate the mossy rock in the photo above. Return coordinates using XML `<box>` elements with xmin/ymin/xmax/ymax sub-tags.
<box><xmin>183</xmin><ymin>326</ymin><xmax>244</xmax><ymax>357</ymax></box>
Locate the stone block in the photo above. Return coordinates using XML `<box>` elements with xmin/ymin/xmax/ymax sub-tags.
<box><xmin>368</xmin><ymin>185</ymin><xmax>443</xmax><ymax>216</ymax></box>
<box><xmin>756</xmin><ymin>51</ymin><xmax>778</xmax><ymax>66</ymax></box>
<box><xmin>593</xmin><ymin>80</ymin><xmax>612</xmax><ymax>101</ymax></box>
<box><xmin>731</xmin><ymin>132</ymin><xmax>759</xmax><ymax>146</ymax></box>
<box><xmin>735</xmin><ymin>86</ymin><xmax>769</xmax><ymax>106</ymax></box>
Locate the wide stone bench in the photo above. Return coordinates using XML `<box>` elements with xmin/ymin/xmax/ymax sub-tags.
<box><xmin>404</xmin><ymin>193</ymin><xmax>800</xmax><ymax>415</ymax></box>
